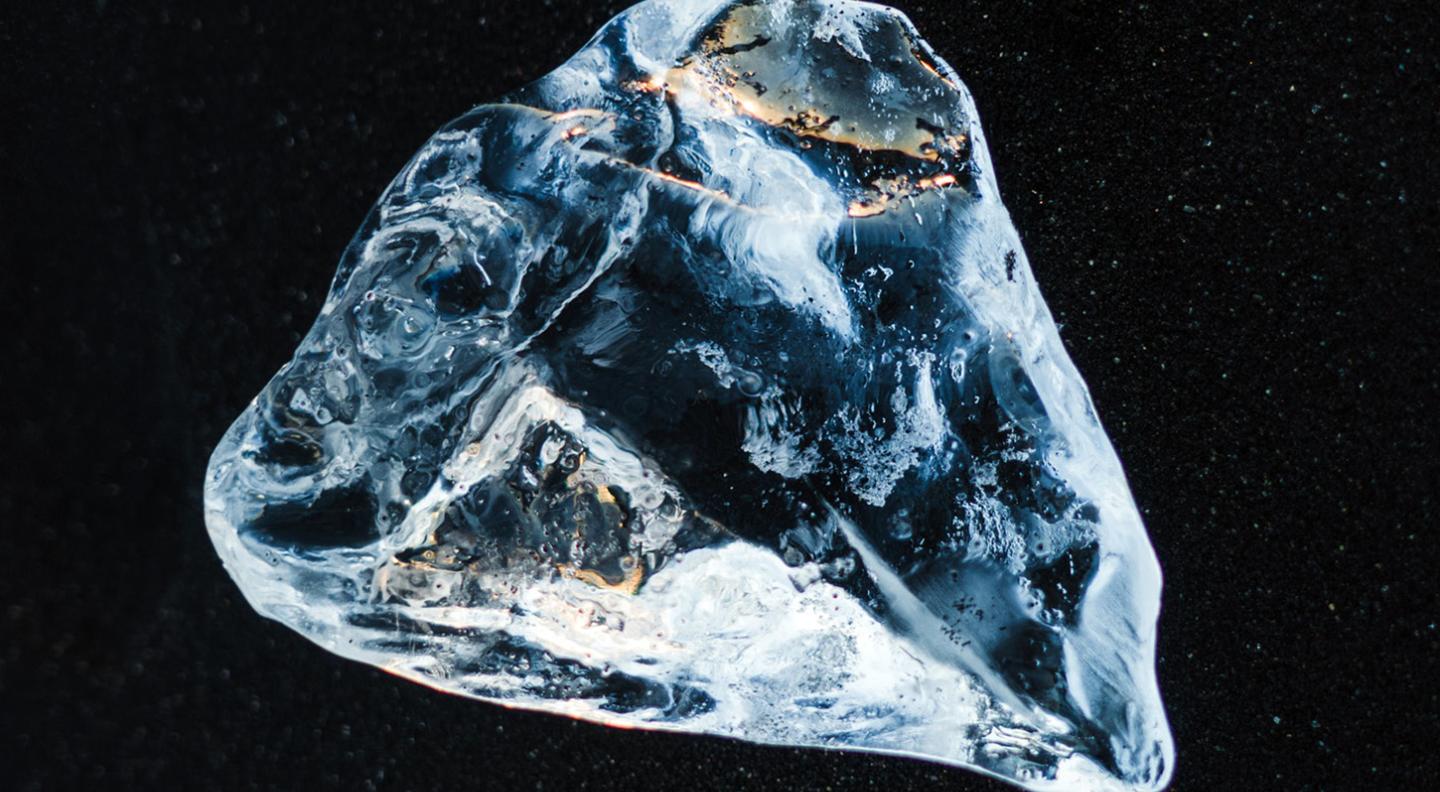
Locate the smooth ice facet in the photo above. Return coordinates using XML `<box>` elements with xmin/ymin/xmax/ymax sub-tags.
<box><xmin>204</xmin><ymin>2</ymin><xmax>1173</xmax><ymax>789</ymax></box>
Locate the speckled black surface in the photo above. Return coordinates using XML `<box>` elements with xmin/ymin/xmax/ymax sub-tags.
<box><xmin>3</xmin><ymin>2</ymin><xmax>1437</xmax><ymax>789</ymax></box>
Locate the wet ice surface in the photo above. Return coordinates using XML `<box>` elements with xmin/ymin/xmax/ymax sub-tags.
<box><xmin>204</xmin><ymin>1</ymin><xmax>1173</xmax><ymax>789</ymax></box>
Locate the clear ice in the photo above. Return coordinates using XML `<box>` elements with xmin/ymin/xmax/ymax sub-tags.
<box><xmin>204</xmin><ymin>1</ymin><xmax>1173</xmax><ymax>789</ymax></box>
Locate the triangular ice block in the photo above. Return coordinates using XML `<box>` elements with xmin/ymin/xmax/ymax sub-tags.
<box><xmin>205</xmin><ymin>1</ymin><xmax>1173</xmax><ymax>788</ymax></box>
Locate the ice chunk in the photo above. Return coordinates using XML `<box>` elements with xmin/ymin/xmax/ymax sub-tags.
<box><xmin>204</xmin><ymin>1</ymin><xmax>1173</xmax><ymax>789</ymax></box>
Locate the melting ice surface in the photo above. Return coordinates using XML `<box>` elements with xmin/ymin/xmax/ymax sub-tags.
<box><xmin>205</xmin><ymin>1</ymin><xmax>1173</xmax><ymax>789</ymax></box>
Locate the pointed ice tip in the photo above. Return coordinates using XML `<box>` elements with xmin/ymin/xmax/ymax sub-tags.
<box><xmin>1101</xmin><ymin>714</ymin><xmax>1174</xmax><ymax>791</ymax></box>
<box><xmin>204</xmin><ymin>1</ymin><xmax>1172</xmax><ymax>789</ymax></box>
<box><xmin>1106</xmin><ymin>691</ymin><xmax>1174</xmax><ymax>790</ymax></box>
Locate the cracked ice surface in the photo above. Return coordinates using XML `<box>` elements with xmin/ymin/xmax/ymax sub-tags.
<box><xmin>204</xmin><ymin>1</ymin><xmax>1173</xmax><ymax>789</ymax></box>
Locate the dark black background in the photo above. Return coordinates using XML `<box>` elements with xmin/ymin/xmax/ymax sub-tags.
<box><xmin>3</xmin><ymin>1</ymin><xmax>1437</xmax><ymax>789</ymax></box>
